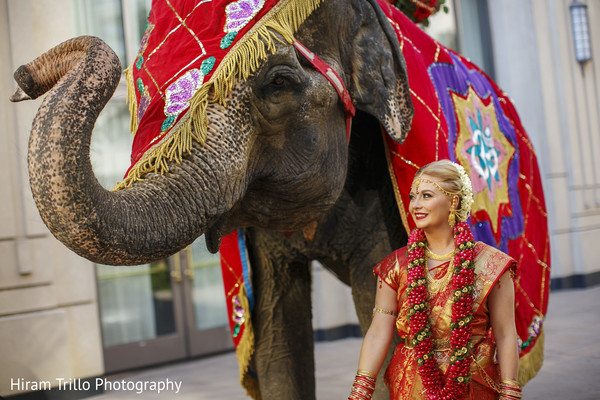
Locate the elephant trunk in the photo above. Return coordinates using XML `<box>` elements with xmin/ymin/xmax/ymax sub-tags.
<box><xmin>12</xmin><ymin>36</ymin><xmax>221</xmax><ymax>265</ymax></box>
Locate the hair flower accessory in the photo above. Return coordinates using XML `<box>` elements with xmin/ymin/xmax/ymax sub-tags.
<box><xmin>451</xmin><ymin>162</ymin><xmax>473</xmax><ymax>222</ymax></box>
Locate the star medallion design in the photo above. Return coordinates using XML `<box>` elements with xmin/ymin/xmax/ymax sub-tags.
<box><xmin>453</xmin><ymin>87</ymin><xmax>515</xmax><ymax>236</ymax></box>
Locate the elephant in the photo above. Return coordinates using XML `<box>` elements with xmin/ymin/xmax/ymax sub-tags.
<box><xmin>11</xmin><ymin>0</ymin><xmax>548</xmax><ymax>398</ymax></box>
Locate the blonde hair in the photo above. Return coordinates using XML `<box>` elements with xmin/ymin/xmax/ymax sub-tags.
<box><xmin>414</xmin><ymin>160</ymin><xmax>473</xmax><ymax>222</ymax></box>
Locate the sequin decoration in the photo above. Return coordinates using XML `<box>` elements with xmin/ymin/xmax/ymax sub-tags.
<box><xmin>136</xmin><ymin>55</ymin><xmax>144</xmax><ymax>70</ymax></box>
<box><xmin>136</xmin><ymin>78</ymin><xmax>145</xmax><ymax>95</ymax></box>
<box><xmin>201</xmin><ymin>57</ymin><xmax>216</xmax><ymax>75</ymax></box>
<box><xmin>139</xmin><ymin>22</ymin><xmax>154</xmax><ymax>54</ymax></box>
<box><xmin>163</xmin><ymin>68</ymin><xmax>204</xmax><ymax>119</ymax></box>
<box><xmin>220</xmin><ymin>32</ymin><xmax>237</xmax><ymax>49</ymax></box>
<box><xmin>161</xmin><ymin>115</ymin><xmax>176</xmax><ymax>132</ymax></box>
<box><xmin>134</xmin><ymin>22</ymin><xmax>154</xmax><ymax>71</ymax></box>
<box><xmin>224</xmin><ymin>0</ymin><xmax>267</xmax><ymax>33</ymax></box>
<box><xmin>521</xmin><ymin>315</ymin><xmax>544</xmax><ymax>350</ymax></box>
<box><xmin>232</xmin><ymin>295</ymin><xmax>246</xmax><ymax>338</ymax></box>
<box><xmin>137</xmin><ymin>85</ymin><xmax>151</xmax><ymax>126</ymax></box>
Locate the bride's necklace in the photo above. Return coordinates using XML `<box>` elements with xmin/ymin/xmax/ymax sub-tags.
<box><xmin>426</xmin><ymin>259</ymin><xmax>453</xmax><ymax>294</ymax></box>
<box><xmin>425</xmin><ymin>246</ymin><xmax>455</xmax><ymax>261</ymax></box>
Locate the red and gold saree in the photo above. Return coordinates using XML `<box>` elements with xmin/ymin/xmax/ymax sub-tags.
<box><xmin>375</xmin><ymin>242</ymin><xmax>516</xmax><ymax>399</ymax></box>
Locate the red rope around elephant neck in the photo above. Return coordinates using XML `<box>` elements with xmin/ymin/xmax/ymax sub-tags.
<box><xmin>293</xmin><ymin>40</ymin><xmax>355</xmax><ymax>143</ymax></box>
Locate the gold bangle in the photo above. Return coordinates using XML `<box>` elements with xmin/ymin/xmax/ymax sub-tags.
<box><xmin>372</xmin><ymin>306</ymin><xmax>398</xmax><ymax>316</ymax></box>
<box><xmin>500</xmin><ymin>389</ymin><xmax>522</xmax><ymax>395</ymax></box>
<box><xmin>499</xmin><ymin>378</ymin><xmax>520</xmax><ymax>387</ymax></box>
<box><xmin>357</xmin><ymin>369</ymin><xmax>377</xmax><ymax>379</ymax></box>
<box><xmin>499</xmin><ymin>383</ymin><xmax>523</xmax><ymax>400</ymax></box>
<box><xmin>349</xmin><ymin>371</ymin><xmax>376</xmax><ymax>400</ymax></box>
<box><xmin>500</xmin><ymin>387</ymin><xmax>522</xmax><ymax>393</ymax></box>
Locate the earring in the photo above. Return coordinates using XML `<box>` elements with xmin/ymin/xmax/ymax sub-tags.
<box><xmin>448</xmin><ymin>209</ymin><xmax>456</xmax><ymax>228</ymax></box>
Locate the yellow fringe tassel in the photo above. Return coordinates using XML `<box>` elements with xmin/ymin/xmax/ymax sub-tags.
<box><xmin>518</xmin><ymin>328</ymin><xmax>545</xmax><ymax>386</ymax></box>
<box><xmin>235</xmin><ymin>285</ymin><xmax>261</xmax><ymax>400</ymax></box>
<box><xmin>114</xmin><ymin>0</ymin><xmax>325</xmax><ymax>191</ymax></box>
<box><xmin>124</xmin><ymin>65</ymin><xmax>138</xmax><ymax>137</ymax></box>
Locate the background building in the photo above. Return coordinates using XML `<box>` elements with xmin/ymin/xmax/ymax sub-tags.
<box><xmin>1</xmin><ymin>0</ymin><xmax>598</xmax><ymax>397</ymax></box>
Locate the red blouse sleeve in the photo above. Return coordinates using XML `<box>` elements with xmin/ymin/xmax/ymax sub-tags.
<box><xmin>373</xmin><ymin>247</ymin><xmax>407</xmax><ymax>292</ymax></box>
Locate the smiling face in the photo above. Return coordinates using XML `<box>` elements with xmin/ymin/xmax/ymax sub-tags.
<box><xmin>409</xmin><ymin>173</ymin><xmax>456</xmax><ymax>232</ymax></box>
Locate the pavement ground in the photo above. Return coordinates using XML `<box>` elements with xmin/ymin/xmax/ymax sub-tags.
<box><xmin>89</xmin><ymin>285</ymin><xmax>600</xmax><ymax>399</ymax></box>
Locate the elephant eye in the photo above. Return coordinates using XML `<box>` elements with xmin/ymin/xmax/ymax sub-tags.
<box><xmin>267</xmin><ymin>74</ymin><xmax>290</xmax><ymax>89</ymax></box>
<box><xmin>259</xmin><ymin>66</ymin><xmax>301</xmax><ymax>99</ymax></box>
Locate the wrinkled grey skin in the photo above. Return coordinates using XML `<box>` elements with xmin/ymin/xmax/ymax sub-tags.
<box><xmin>12</xmin><ymin>0</ymin><xmax>413</xmax><ymax>398</ymax></box>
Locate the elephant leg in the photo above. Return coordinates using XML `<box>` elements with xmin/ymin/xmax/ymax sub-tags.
<box><xmin>248</xmin><ymin>229</ymin><xmax>315</xmax><ymax>400</ymax></box>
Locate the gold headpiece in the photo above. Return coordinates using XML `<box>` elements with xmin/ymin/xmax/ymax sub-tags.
<box><xmin>413</xmin><ymin>162</ymin><xmax>473</xmax><ymax>222</ymax></box>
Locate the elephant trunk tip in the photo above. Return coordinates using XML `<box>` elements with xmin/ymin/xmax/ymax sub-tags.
<box><xmin>11</xmin><ymin>65</ymin><xmax>37</xmax><ymax>102</ymax></box>
<box><xmin>10</xmin><ymin>87</ymin><xmax>32</xmax><ymax>102</ymax></box>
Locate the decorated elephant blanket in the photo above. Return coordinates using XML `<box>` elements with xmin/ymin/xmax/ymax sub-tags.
<box><xmin>122</xmin><ymin>0</ymin><xmax>549</xmax><ymax>397</ymax></box>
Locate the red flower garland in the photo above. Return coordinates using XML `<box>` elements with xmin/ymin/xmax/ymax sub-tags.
<box><xmin>387</xmin><ymin>0</ymin><xmax>448</xmax><ymax>25</ymax></box>
<box><xmin>406</xmin><ymin>221</ymin><xmax>476</xmax><ymax>400</ymax></box>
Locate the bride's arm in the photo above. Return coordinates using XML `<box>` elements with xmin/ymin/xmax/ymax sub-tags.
<box><xmin>356</xmin><ymin>277</ymin><xmax>398</xmax><ymax>376</ymax></box>
<box><xmin>488</xmin><ymin>270</ymin><xmax>519</xmax><ymax>381</ymax></box>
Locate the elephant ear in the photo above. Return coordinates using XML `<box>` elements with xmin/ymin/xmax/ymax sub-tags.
<box><xmin>345</xmin><ymin>0</ymin><xmax>413</xmax><ymax>143</ymax></box>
